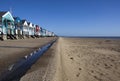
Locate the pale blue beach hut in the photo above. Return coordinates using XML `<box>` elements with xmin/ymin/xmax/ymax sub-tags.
<box><xmin>0</xmin><ymin>11</ymin><xmax>15</xmax><ymax>40</ymax></box>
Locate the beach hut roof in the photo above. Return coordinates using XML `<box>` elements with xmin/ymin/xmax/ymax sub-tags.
<box><xmin>27</xmin><ymin>22</ymin><xmax>33</xmax><ymax>27</ymax></box>
<box><xmin>0</xmin><ymin>11</ymin><xmax>7</xmax><ymax>17</ymax></box>
<box><xmin>13</xmin><ymin>17</ymin><xmax>21</xmax><ymax>22</ymax></box>
<box><xmin>36</xmin><ymin>25</ymin><xmax>39</xmax><ymax>27</ymax></box>
<box><xmin>21</xmin><ymin>19</ymin><xmax>28</xmax><ymax>26</ymax></box>
<box><xmin>13</xmin><ymin>17</ymin><xmax>17</xmax><ymax>19</ymax></box>
<box><xmin>21</xmin><ymin>20</ymin><xmax>26</xmax><ymax>24</ymax></box>
<box><xmin>27</xmin><ymin>22</ymin><xmax>30</xmax><ymax>25</ymax></box>
<box><xmin>13</xmin><ymin>17</ymin><xmax>20</xmax><ymax>20</ymax></box>
<box><xmin>0</xmin><ymin>11</ymin><xmax>14</xmax><ymax>21</ymax></box>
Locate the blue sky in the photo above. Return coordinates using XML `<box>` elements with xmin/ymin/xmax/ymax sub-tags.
<box><xmin>0</xmin><ymin>0</ymin><xmax>120</xmax><ymax>36</ymax></box>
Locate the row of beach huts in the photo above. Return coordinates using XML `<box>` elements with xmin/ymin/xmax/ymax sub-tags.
<box><xmin>0</xmin><ymin>11</ymin><xmax>55</xmax><ymax>40</ymax></box>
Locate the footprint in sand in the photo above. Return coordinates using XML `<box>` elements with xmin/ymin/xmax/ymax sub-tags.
<box><xmin>93</xmin><ymin>76</ymin><xmax>102</xmax><ymax>81</ymax></box>
<box><xmin>70</xmin><ymin>57</ymin><xmax>74</xmax><ymax>60</ymax></box>
<box><xmin>91</xmin><ymin>70</ymin><xmax>94</xmax><ymax>73</ymax></box>
<box><xmin>79</xmin><ymin>68</ymin><xmax>82</xmax><ymax>71</ymax></box>
<box><xmin>76</xmin><ymin>73</ymin><xmax>80</xmax><ymax>77</ymax></box>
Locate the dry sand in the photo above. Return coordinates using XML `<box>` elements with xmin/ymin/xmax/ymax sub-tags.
<box><xmin>0</xmin><ymin>37</ymin><xmax>56</xmax><ymax>76</ymax></box>
<box><xmin>53</xmin><ymin>37</ymin><xmax>120</xmax><ymax>81</ymax></box>
<box><xmin>21</xmin><ymin>37</ymin><xmax>120</xmax><ymax>81</ymax></box>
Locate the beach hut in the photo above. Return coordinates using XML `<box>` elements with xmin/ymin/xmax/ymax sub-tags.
<box><xmin>51</xmin><ymin>32</ymin><xmax>55</xmax><ymax>37</ymax></box>
<box><xmin>27</xmin><ymin>22</ymin><xmax>32</xmax><ymax>38</ymax></box>
<box><xmin>45</xmin><ymin>30</ymin><xmax>48</xmax><ymax>37</ymax></box>
<box><xmin>50</xmin><ymin>32</ymin><xmax>53</xmax><ymax>37</ymax></box>
<box><xmin>21</xmin><ymin>20</ymin><xmax>29</xmax><ymax>38</ymax></box>
<box><xmin>0</xmin><ymin>11</ymin><xmax>15</xmax><ymax>40</ymax></box>
<box><xmin>33</xmin><ymin>24</ymin><xmax>36</xmax><ymax>37</ymax></box>
<box><xmin>46</xmin><ymin>30</ymin><xmax>52</xmax><ymax>37</ymax></box>
<box><xmin>31</xmin><ymin>24</ymin><xmax>35</xmax><ymax>38</ymax></box>
<box><xmin>42</xmin><ymin>29</ymin><xmax>46</xmax><ymax>37</ymax></box>
<box><xmin>14</xmin><ymin>17</ymin><xmax>22</xmax><ymax>39</ymax></box>
<box><xmin>35</xmin><ymin>25</ymin><xmax>40</xmax><ymax>38</ymax></box>
<box><xmin>48</xmin><ymin>31</ymin><xmax>52</xmax><ymax>37</ymax></box>
<box><xmin>49</xmin><ymin>31</ymin><xmax>52</xmax><ymax>37</ymax></box>
<box><xmin>40</xmin><ymin>27</ymin><xmax>43</xmax><ymax>37</ymax></box>
<box><xmin>28</xmin><ymin>22</ymin><xmax>35</xmax><ymax>38</ymax></box>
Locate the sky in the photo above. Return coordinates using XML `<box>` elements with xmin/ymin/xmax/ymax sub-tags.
<box><xmin>0</xmin><ymin>0</ymin><xmax>120</xmax><ymax>36</ymax></box>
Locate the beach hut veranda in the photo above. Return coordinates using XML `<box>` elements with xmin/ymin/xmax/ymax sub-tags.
<box><xmin>0</xmin><ymin>11</ymin><xmax>15</xmax><ymax>40</ymax></box>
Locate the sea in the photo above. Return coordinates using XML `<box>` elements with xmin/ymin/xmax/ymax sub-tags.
<box><xmin>62</xmin><ymin>36</ymin><xmax>120</xmax><ymax>40</ymax></box>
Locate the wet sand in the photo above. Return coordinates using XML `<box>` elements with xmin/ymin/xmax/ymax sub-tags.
<box><xmin>0</xmin><ymin>37</ymin><xmax>56</xmax><ymax>76</ymax></box>
<box><xmin>21</xmin><ymin>37</ymin><xmax>120</xmax><ymax>81</ymax></box>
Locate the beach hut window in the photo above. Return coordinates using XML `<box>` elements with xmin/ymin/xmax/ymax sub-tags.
<box><xmin>8</xmin><ymin>22</ymin><xmax>10</xmax><ymax>25</ymax></box>
<box><xmin>8</xmin><ymin>22</ymin><xmax>12</xmax><ymax>28</ymax></box>
<box><xmin>0</xmin><ymin>22</ymin><xmax>2</xmax><ymax>27</ymax></box>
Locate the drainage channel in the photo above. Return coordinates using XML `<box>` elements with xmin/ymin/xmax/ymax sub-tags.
<box><xmin>0</xmin><ymin>39</ymin><xmax>57</xmax><ymax>81</ymax></box>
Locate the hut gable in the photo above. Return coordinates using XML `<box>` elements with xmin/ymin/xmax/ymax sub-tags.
<box><xmin>28</xmin><ymin>22</ymin><xmax>32</xmax><ymax>27</ymax></box>
<box><xmin>14</xmin><ymin>17</ymin><xmax>21</xmax><ymax>21</ymax></box>
<box><xmin>24</xmin><ymin>21</ymin><xmax>28</xmax><ymax>26</ymax></box>
<box><xmin>32</xmin><ymin>24</ymin><xmax>35</xmax><ymax>27</ymax></box>
<box><xmin>1</xmin><ymin>11</ymin><xmax>14</xmax><ymax>21</ymax></box>
<box><xmin>22</xmin><ymin>20</ymin><xmax>28</xmax><ymax>26</ymax></box>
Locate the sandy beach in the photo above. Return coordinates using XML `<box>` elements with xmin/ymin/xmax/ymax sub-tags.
<box><xmin>1</xmin><ymin>1</ymin><xmax>120</xmax><ymax>81</ymax></box>
<box><xmin>54</xmin><ymin>37</ymin><xmax>120</xmax><ymax>81</ymax></box>
<box><xmin>0</xmin><ymin>37</ymin><xmax>56</xmax><ymax>76</ymax></box>
<box><xmin>20</xmin><ymin>37</ymin><xmax>120</xmax><ymax>81</ymax></box>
